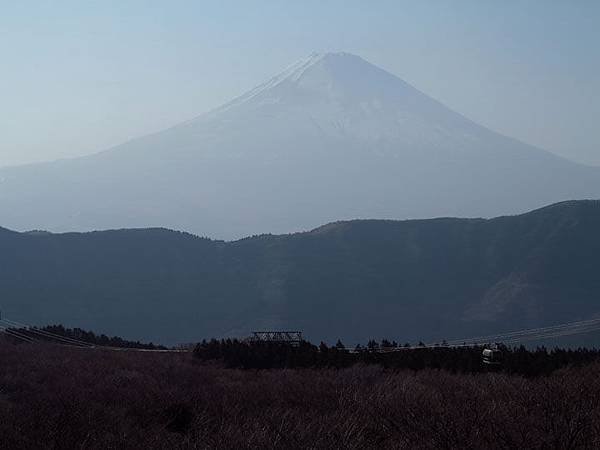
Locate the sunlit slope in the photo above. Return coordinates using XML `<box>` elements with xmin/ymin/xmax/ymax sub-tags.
<box><xmin>1</xmin><ymin>53</ymin><xmax>599</xmax><ymax>238</ymax></box>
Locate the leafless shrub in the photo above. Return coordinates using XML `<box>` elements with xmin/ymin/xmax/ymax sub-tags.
<box><xmin>1</xmin><ymin>340</ymin><xmax>600</xmax><ymax>449</ymax></box>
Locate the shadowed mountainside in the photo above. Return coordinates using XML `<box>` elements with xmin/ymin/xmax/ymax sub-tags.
<box><xmin>1</xmin><ymin>200</ymin><xmax>600</xmax><ymax>344</ymax></box>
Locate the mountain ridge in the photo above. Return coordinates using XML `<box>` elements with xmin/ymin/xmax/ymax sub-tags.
<box><xmin>2</xmin><ymin>197</ymin><xmax>599</xmax><ymax>241</ymax></box>
<box><xmin>1</xmin><ymin>200</ymin><xmax>599</xmax><ymax>345</ymax></box>
<box><xmin>5</xmin><ymin>198</ymin><xmax>597</xmax><ymax>240</ymax></box>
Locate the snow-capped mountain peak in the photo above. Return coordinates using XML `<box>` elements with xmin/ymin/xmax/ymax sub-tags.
<box><xmin>197</xmin><ymin>52</ymin><xmax>475</xmax><ymax>147</ymax></box>
<box><xmin>0</xmin><ymin>52</ymin><xmax>599</xmax><ymax>239</ymax></box>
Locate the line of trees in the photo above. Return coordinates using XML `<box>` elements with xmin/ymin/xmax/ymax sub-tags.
<box><xmin>193</xmin><ymin>338</ymin><xmax>600</xmax><ymax>376</ymax></box>
<box><xmin>6</xmin><ymin>324</ymin><xmax>165</xmax><ymax>350</ymax></box>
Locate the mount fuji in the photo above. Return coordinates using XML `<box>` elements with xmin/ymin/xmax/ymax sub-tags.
<box><xmin>1</xmin><ymin>52</ymin><xmax>599</xmax><ymax>238</ymax></box>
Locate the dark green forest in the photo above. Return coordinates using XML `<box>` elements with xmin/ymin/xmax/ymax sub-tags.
<box><xmin>193</xmin><ymin>338</ymin><xmax>600</xmax><ymax>377</ymax></box>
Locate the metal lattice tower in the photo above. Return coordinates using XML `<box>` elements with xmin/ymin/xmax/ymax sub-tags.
<box><xmin>249</xmin><ymin>331</ymin><xmax>303</xmax><ymax>347</ymax></box>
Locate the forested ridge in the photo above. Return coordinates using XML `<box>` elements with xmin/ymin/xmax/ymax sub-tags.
<box><xmin>1</xmin><ymin>200</ymin><xmax>599</xmax><ymax>345</ymax></box>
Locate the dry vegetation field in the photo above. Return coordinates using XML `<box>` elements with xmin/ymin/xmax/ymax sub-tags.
<box><xmin>1</xmin><ymin>340</ymin><xmax>600</xmax><ymax>449</ymax></box>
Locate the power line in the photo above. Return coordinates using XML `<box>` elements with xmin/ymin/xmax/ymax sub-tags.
<box><xmin>0</xmin><ymin>326</ymin><xmax>35</xmax><ymax>343</ymax></box>
<box><xmin>342</xmin><ymin>318</ymin><xmax>600</xmax><ymax>352</ymax></box>
<box><xmin>443</xmin><ymin>318</ymin><xmax>600</xmax><ymax>347</ymax></box>
<box><xmin>2</xmin><ymin>314</ymin><xmax>599</xmax><ymax>353</ymax></box>
<box><xmin>0</xmin><ymin>316</ymin><xmax>186</xmax><ymax>353</ymax></box>
<box><xmin>0</xmin><ymin>319</ymin><xmax>94</xmax><ymax>348</ymax></box>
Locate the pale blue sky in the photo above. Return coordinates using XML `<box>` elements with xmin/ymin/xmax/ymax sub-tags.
<box><xmin>1</xmin><ymin>1</ymin><xmax>599</xmax><ymax>167</ymax></box>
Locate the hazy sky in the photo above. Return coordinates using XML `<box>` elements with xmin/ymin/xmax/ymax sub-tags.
<box><xmin>1</xmin><ymin>1</ymin><xmax>599</xmax><ymax>168</ymax></box>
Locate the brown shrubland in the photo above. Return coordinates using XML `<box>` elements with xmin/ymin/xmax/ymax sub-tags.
<box><xmin>1</xmin><ymin>341</ymin><xmax>599</xmax><ymax>449</ymax></box>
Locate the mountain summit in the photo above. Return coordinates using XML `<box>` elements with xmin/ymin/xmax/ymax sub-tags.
<box><xmin>0</xmin><ymin>52</ymin><xmax>599</xmax><ymax>238</ymax></box>
<box><xmin>193</xmin><ymin>51</ymin><xmax>478</xmax><ymax>147</ymax></box>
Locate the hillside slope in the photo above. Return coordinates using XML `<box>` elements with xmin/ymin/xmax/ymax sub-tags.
<box><xmin>1</xmin><ymin>200</ymin><xmax>599</xmax><ymax>344</ymax></box>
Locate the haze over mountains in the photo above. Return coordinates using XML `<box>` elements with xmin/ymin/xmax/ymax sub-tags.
<box><xmin>1</xmin><ymin>200</ymin><xmax>599</xmax><ymax>345</ymax></box>
<box><xmin>1</xmin><ymin>52</ymin><xmax>599</xmax><ymax>239</ymax></box>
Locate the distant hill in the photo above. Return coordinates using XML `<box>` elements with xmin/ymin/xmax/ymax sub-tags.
<box><xmin>1</xmin><ymin>200</ymin><xmax>600</xmax><ymax>345</ymax></box>
<box><xmin>1</xmin><ymin>52</ymin><xmax>600</xmax><ymax>239</ymax></box>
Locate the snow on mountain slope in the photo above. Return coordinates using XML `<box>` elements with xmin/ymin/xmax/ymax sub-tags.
<box><xmin>0</xmin><ymin>52</ymin><xmax>599</xmax><ymax>239</ymax></box>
